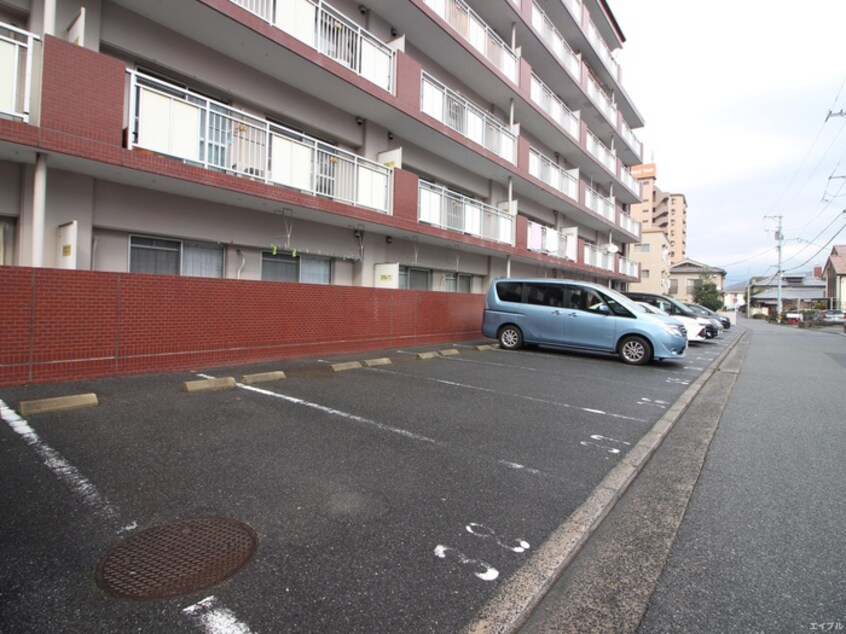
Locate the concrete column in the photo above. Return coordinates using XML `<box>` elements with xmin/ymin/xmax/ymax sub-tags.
<box><xmin>43</xmin><ymin>0</ymin><xmax>56</xmax><ymax>35</ymax></box>
<box><xmin>32</xmin><ymin>153</ymin><xmax>48</xmax><ymax>267</ymax></box>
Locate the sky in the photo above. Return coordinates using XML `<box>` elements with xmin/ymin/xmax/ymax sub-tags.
<box><xmin>608</xmin><ymin>0</ymin><xmax>846</xmax><ymax>285</ymax></box>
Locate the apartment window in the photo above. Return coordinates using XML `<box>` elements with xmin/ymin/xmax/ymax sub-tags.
<box><xmin>634</xmin><ymin>243</ymin><xmax>650</xmax><ymax>253</ymax></box>
<box><xmin>687</xmin><ymin>278</ymin><xmax>702</xmax><ymax>293</ymax></box>
<box><xmin>399</xmin><ymin>266</ymin><xmax>431</xmax><ymax>290</ymax></box>
<box><xmin>642</xmin><ymin>269</ymin><xmax>650</xmax><ymax>279</ymax></box>
<box><xmin>669</xmin><ymin>279</ymin><xmax>678</xmax><ymax>294</ymax></box>
<box><xmin>444</xmin><ymin>273</ymin><xmax>472</xmax><ymax>293</ymax></box>
<box><xmin>129</xmin><ymin>236</ymin><xmax>224</xmax><ymax>277</ymax></box>
<box><xmin>262</xmin><ymin>252</ymin><xmax>331</xmax><ymax>284</ymax></box>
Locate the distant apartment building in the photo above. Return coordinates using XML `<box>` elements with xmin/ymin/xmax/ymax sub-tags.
<box><xmin>0</xmin><ymin>0</ymin><xmax>646</xmax><ymax>291</ymax></box>
<box><xmin>630</xmin><ymin>163</ymin><xmax>687</xmax><ymax>264</ymax></box>
<box><xmin>625</xmin><ymin>227</ymin><xmax>670</xmax><ymax>294</ymax></box>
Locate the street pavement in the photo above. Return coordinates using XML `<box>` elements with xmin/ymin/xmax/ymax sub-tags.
<box><xmin>519</xmin><ymin>317</ymin><xmax>846</xmax><ymax>633</ymax></box>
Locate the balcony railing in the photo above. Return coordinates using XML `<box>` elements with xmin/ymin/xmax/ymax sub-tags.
<box><xmin>585</xmin><ymin>186</ymin><xmax>614</xmax><ymax>222</ymax></box>
<box><xmin>423</xmin><ymin>0</ymin><xmax>518</xmax><ymax>83</ymax></box>
<box><xmin>618</xmin><ymin>255</ymin><xmax>638</xmax><ymax>278</ymax></box>
<box><xmin>584</xmin><ymin>15</ymin><xmax>620</xmax><ymax>82</ymax></box>
<box><xmin>560</xmin><ymin>0</ymin><xmax>583</xmax><ymax>21</ymax></box>
<box><xmin>530</xmin><ymin>74</ymin><xmax>580</xmax><ymax>139</ymax></box>
<box><xmin>128</xmin><ymin>71</ymin><xmax>392</xmax><ymax>213</ymax></box>
<box><xmin>583</xmin><ymin>243</ymin><xmax>615</xmax><ymax>271</ymax></box>
<box><xmin>586</xmin><ymin>129</ymin><xmax>616</xmax><ymax>173</ymax></box>
<box><xmin>531</xmin><ymin>2</ymin><xmax>581</xmax><ymax>79</ymax></box>
<box><xmin>527</xmin><ymin>220</ymin><xmax>576</xmax><ymax>260</ymax></box>
<box><xmin>421</xmin><ymin>73</ymin><xmax>516</xmax><ymax>163</ymax></box>
<box><xmin>418</xmin><ymin>180</ymin><xmax>514</xmax><ymax>245</ymax></box>
<box><xmin>228</xmin><ymin>0</ymin><xmax>394</xmax><ymax>92</ymax></box>
<box><xmin>586</xmin><ymin>73</ymin><xmax>616</xmax><ymax>124</ymax></box>
<box><xmin>0</xmin><ymin>22</ymin><xmax>38</xmax><ymax>122</ymax></box>
<box><xmin>620</xmin><ymin>165</ymin><xmax>639</xmax><ymax>196</ymax></box>
<box><xmin>618</xmin><ymin>211</ymin><xmax>641</xmax><ymax>239</ymax></box>
<box><xmin>528</xmin><ymin>148</ymin><xmax>578</xmax><ymax>201</ymax></box>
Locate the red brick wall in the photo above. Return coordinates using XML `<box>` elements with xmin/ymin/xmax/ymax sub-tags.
<box><xmin>0</xmin><ymin>267</ymin><xmax>484</xmax><ymax>386</ymax></box>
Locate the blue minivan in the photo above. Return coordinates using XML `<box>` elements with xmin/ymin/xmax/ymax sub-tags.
<box><xmin>481</xmin><ymin>278</ymin><xmax>687</xmax><ymax>365</ymax></box>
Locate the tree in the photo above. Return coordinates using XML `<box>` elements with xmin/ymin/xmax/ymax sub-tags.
<box><xmin>693</xmin><ymin>274</ymin><xmax>723</xmax><ymax>311</ymax></box>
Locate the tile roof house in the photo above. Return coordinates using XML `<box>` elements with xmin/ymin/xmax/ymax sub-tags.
<box><xmin>822</xmin><ymin>245</ymin><xmax>846</xmax><ymax>310</ymax></box>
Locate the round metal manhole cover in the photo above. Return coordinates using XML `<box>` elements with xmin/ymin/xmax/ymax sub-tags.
<box><xmin>96</xmin><ymin>517</ymin><xmax>259</xmax><ymax>601</ymax></box>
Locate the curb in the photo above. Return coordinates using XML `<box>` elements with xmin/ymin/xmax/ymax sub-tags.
<box><xmin>465</xmin><ymin>329</ymin><xmax>749</xmax><ymax>634</ymax></box>
<box><xmin>19</xmin><ymin>393</ymin><xmax>99</xmax><ymax>416</ymax></box>
<box><xmin>182</xmin><ymin>377</ymin><xmax>236</xmax><ymax>393</ymax></box>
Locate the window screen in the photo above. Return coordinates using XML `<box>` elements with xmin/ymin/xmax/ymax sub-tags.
<box><xmin>262</xmin><ymin>252</ymin><xmax>298</xmax><ymax>282</ymax></box>
<box><xmin>130</xmin><ymin>237</ymin><xmax>180</xmax><ymax>275</ymax></box>
<box><xmin>183</xmin><ymin>241</ymin><xmax>224</xmax><ymax>278</ymax></box>
<box><xmin>300</xmin><ymin>256</ymin><xmax>331</xmax><ymax>285</ymax></box>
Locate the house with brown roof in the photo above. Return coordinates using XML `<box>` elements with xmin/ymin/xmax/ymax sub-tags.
<box><xmin>822</xmin><ymin>245</ymin><xmax>846</xmax><ymax>310</ymax></box>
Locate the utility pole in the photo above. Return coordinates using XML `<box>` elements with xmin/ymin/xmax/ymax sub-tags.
<box><xmin>825</xmin><ymin>109</ymin><xmax>846</xmax><ymax>122</ymax></box>
<box><xmin>764</xmin><ymin>215</ymin><xmax>784</xmax><ymax>322</ymax></box>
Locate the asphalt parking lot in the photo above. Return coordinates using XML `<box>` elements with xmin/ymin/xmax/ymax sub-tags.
<box><xmin>0</xmin><ymin>331</ymin><xmax>740</xmax><ymax>633</ymax></box>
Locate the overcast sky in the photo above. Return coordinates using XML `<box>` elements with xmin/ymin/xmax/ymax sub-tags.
<box><xmin>609</xmin><ymin>0</ymin><xmax>846</xmax><ymax>284</ymax></box>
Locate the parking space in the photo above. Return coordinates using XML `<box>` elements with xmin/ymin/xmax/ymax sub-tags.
<box><xmin>0</xmin><ymin>332</ymin><xmax>740</xmax><ymax>633</ymax></box>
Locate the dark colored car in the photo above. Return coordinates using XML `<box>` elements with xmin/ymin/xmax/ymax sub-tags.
<box><xmin>624</xmin><ymin>291</ymin><xmax>720</xmax><ymax>339</ymax></box>
<box><xmin>686</xmin><ymin>302</ymin><xmax>731</xmax><ymax>330</ymax></box>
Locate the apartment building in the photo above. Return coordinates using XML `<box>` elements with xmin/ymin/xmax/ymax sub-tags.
<box><xmin>1</xmin><ymin>0</ymin><xmax>644</xmax><ymax>293</ymax></box>
<box><xmin>625</xmin><ymin>226</ymin><xmax>669</xmax><ymax>294</ymax></box>
<box><xmin>630</xmin><ymin>163</ymin><xmax>686</xmax><ymax>264</ymax></box>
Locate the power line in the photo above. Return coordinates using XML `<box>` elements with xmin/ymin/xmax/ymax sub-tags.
<box><xmin>784</xmin><ymin>221</ymin><xmax>845</xmax><ymax>272</ymax></box>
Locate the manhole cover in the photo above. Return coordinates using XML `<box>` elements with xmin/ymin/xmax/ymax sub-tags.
<box><xmin>96</xmin><ymin>517</ymin><xmax>258</xmax><ymax>601</ymax></box>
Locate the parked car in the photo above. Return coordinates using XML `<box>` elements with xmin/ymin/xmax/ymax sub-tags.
<box><xmin>686</xmin><ymin>302</ymin><xmax>731</xmax><ymax>329</ymax></box>
<box><xmin>636</xmin><ymin>302</ymin><xmax>709</xmax><ymax>343</ymax></box>
<box><xmin>482</xmin><ymin>279</ymin><xmax>687</xmax><ymax>365</ymax></box>
<box><xmin>624</xmin><ymin>291</ymin><xmax>720</xmax><ymax>339</ymax></box>
<box><xmin>815</xmin><ymin>309</ymin><xmax>846</xmax><ymax>325</ymax></box>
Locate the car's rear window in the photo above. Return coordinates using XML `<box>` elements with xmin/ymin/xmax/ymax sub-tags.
<box><xmin>496</xmin><ymin>282</ymin><xmax>523</xmax><ymax>303</ymax></box>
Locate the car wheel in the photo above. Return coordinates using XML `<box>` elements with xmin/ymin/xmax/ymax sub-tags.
<box><xmin>619</xmin><ymin>335</ymin><xmax>652</xmax><ymax>365</ymax></box>
<box><xmin>498</xmin><ymin>325</ymin><xmax>523</xmax><ymax>350</ymax></box>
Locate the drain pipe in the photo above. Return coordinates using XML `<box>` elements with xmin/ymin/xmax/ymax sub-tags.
<box><xmin>236</xmin><ymin>249</ymin><xmax>245</xmax><ymax>280</ymax></box>
<box><xmin>32</xmin><ymin>152</ymin><xmax>48</xmax><ymax>267</ymax></box>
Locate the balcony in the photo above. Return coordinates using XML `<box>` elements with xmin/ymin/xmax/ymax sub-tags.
<box><xmin>619</xmin><ymin>165</ymin><xmax>639</xmax><ymax>196</ymax></box>
<box><xmin>585</xmin><ymin>185</ymin><xmax>614</xmax><ymax>222</ymax></box>
<box><xmin>586</xmin><ymin>73</ymin><xmax>616</xmax><ymax>125</ymax></box>
<box><xmin>618</xmin><ymin>212</ymin><xmax>641</xmax><ymax>239</ymax></box>
<box><xmin>619</xmin><ymin>117</ymin><xmax>643</xmax><ymax>160</ymax></box>
<box><xmin>528</xmin><ymin>148</ymin><xmax>578</xmax><ymax>201</ymax></box>
<box><xmin>618</xmin><ymin>255</ymin><xmax>638</xmax><ymax>278</ymax></box>
<box><xmin>527</xmin><ymin>220</ymin><xmax>577</xmax><ymax>260</ymax></box>
<box><xmin>585</xmin><ymin>129</ymin><xmax>616</xmax><ymax>173</ymax></box>
<box><xmin>129</xmin><ymin>71</ymin><xmax>392</xmax><ymax>213</ymax></box>
<box><xmin>530</xmin><ymin>73</ymin><xmax>580</xmax><ymax>139</ymax></box>
<box><xmin>531</xmin><ymin>2</ymin><xmax>581</xmax><ymax>79</ymax></box>
<box><xmin>418</xmin><ymin>180</ymin><xmax>514</xmax><ymax>245</ymax></box>
<box><xmin>228</xmin><ymin>0</ymin><xmax>395</xmax><ymax>92</ymax></box>
<box><xmin>422</xmin><ymin>0</ymin><xmax>518</xmax><ymax>83</ymax></box>
<box><xmin>0</xmin><ymin>22</ymin><xmax>38</xmax><ymax>122</ymax></box>
<box><xmin>583</xmin><ymin>14</ymin><xmax>620</xmax><ymax>82</ymax></box>
<box><xmin>421</xmin><ymin>73</ymin><xmax>516</xmax><ymax>163</ymax></box>
<box><xmin>583</xmin><ymin>243</ymin><xmax>614</xmax><ymax>271</ymax></box>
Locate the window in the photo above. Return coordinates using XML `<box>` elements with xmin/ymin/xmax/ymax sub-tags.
<box><xmin>399</xmin><ymin>266</ymin><xmax>431</xmax><ymax>290</ymax></box>
<box><xmin>129</xmin><ymin>236</ymin><xmax>225</xmax><ymax>277</ymax></box>
<box><xmin>261</xmin><ymin>252</ymin><xmax>332</xmax><ymax>284</ymax></box>
<box><xmin>634</xmin><ymin>243</ymin><xmax>650</xmax><ymax>253</ymax></box>
<box><xmin>669</xmin><ymin>279</ymin><xmax>678</xmax><ymax>294</ymax></box>
<box><xmin>445</xmin><ymin>273</ymin><xmax>472</xmax><ymax>293</ymax></box>
<box><xmin>642</xmin><ymin>269</ymin><xmax>650</xmax><ymax>279</ymax></box>
<box><xmin>496</xmin><ymin>281</ymin><xmax>522</xmax><ymax>302</ymax></box>
<box><xmin>526</xmin><ymin>283</ymin><xmax>564</xmax><ymax>307</ymax></box>
<box><xmin>687</xmin><ymin>278</ymin><xmax>702</xmax><ymax>293</ymax></box>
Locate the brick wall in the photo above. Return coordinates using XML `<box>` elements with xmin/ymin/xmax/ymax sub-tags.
<box><xmin>0</xmin><ymin>267</ymin><xmax>485</xmax><ymax>386</ymax></box>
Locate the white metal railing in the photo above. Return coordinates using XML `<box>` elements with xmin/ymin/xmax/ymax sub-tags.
<box><xmin>531</xmin><ymin>2</ymin><xmax>580</xmax><ymax>79</ymax></box>
<box><xmin>586</xmin><ymin>129</ymin><xmax>616</xmax><ymax>173</ymax></box>
<box><xmin>619</xmin><ymin>117</ymin><xmax>643</xmax><ymax>159</ymax></box>
<box><xmin>620</xmin><ymin>165</ymin><xmax>639</xmax><ymax>195</ymax></box>
<box><xmin>128</xmin><ymin>71</ymin><xmax>392</xmax><ymax>213</ymax></box>
<box><xmin>618</xmin><ymin>255</ymin><xmax>638</xmax><ymax>278</ymax></box>
<box><xmin>418</xmin><ymin>180</ymin><xmax>514</xmax><ymax>245</ymax></box>
<box><xmin>229</xmin><ymin>0</ymin><xmax>394</xmax><ymax>92</ymax></box>
<box><xmin>508</xmin><ymin>0</ymin><xmax>522</xmax><ymax>8</ymax></box>
<box><xmin>0</xmin><ymin>22</ymin><xmax>38</xmax><ymax>122</ymax></box>
<box><xmin>585</xmin><ymin>186</ymin><xmax>614</xmax><ymax>222</ymax></box>
<box><xmin>528</xmin><ymin>148</ymin><xmax>578</xmax><ymax>201</ymax></box>
<box><xmin>526</xmin><ymin>220</ymin><xmax>576</xmax><ymax>260</ymax></box>
<box><xmin>618</xmin><ymin>211</ymin><xmax>641</xmax><ymax>239</ymax></box>
<box><xmin>584</xmin><ymin>15</ymin><xmax>620</xmax><ymax>82</ymax></box>
<box><xmin>560</xmin><ymin>0</ymin><xmax>583</xmax><ymax>21</ymax></box>
<box><xmin>583</xmin><ymin>243</ymin><xmax>614</xmax><ymax>271</ymax></box>
<box><xmin>421</xmin><ymin>73</ymin><xmax>516</xmax><ymax>163</ymax></box>
<box><xmin>530</xmin><ymin>74</ymin><xmax>580</xmax><ymax>139</ymax></box>
<box><xmin>423</xmin><ymin>0</ymin><xmax>518</xmax><ymax>83</ymax></box>
<box><xmin>586</xmin><ymin>73</ymin><xmax>616</xmax><ymax>124</ymax></box>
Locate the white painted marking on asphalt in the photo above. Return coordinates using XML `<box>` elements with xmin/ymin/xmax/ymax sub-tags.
<box><xmin>434</xmin><ymin>545</ymin><xmax>499</xmax><ymax>581</ymax></box>
<box><xmin>666</xmin><ymin>377</ymin><xmax>690</xmax><ymax>385</ymax></box>
<box><xmin>637</xmin><ymin>397</ymin><xmax>668</xmax><ymax>409</ymax></box>
<box><xmin>498</xmin><ymin>461</ymin><xmax>541</xmax><ymax>475</ymax></box>
<box><xmin>579</xmin><ymin>441</ymin><xmax>620</xmax><ymax>455</ymax></box>
<box><xmin>466</xmin><ymin>523</ymin><xmax>530</xmax><ymax>553</ymax></box>
<box><xmin>0</xmin><ymin>399</ymin><xmax>119</xmax><ymax>520</ymax></box>
<box><xmin>183</xmin><ymin>596</ymin><xmax>255</xmax><ymax>634</ymax></box>
<box><xmin>588</xmin><ymin>434</ymin><xmax>631</xmax><ymax>446</ymax></box>
<box><xmin>368</xmin><ymin>368</ymin><xmax>646</xmax><ymax>423</ymax></box>
<box><xmin>119</xmin><ymin>521</ymin><xmax>138</xmax><ymax>533</ymax></box>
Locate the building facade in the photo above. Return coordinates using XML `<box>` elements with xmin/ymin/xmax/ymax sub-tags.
<box><xmin>668</xmin><ymin>259</ymin><xmax>725</xmax><ymax>304</ymax></box>
<box><xmin>1</xmin><ymin>0</ymin><xmax>645</xmax><ymax>293</ymax></box>
<box><xmin>625</xmin><ymin>226</ymin><xmax>669</xmax><ymax>294</ymax></box>
<box><xmin>630</xmin><ymin>163</ymin><xmax>686</xmax><ymax>263</ymax></box>
<box><xmin>822</xmin><ymin>245</ymin><xmax>846</xmax><ymax>311</ymax></box>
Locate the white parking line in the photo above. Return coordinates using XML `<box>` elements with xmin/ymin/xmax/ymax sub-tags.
<box><xmin>183</xmin><ymin>596</ymin><xmax>255</xmax><ymax>634</ymax></box>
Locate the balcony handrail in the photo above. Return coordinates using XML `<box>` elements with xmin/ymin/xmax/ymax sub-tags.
<box><xmin>530</xmin><ymin>73</ymin><xmax>579</xmax><ymax>139</ymax></box>
<box><xmin>583</xmin><ymin>15</ymin><xmax>620</xmax><ymax>82</ymax></box>
<box><xmin>227</xmin><ymin>0</ymin><xmax>395</xmax><ymax>92</ymax></box>
<box><xmin>528</xmin><ymin>147</ymin><xmax>578</xmax><ymax>200</ymax></box>
<box><xmin>526</xmin><ymin>220</ymin><xmax>574</xmax><ymax>260</ymax></box>
<box><xmin>619</xmin><ymin>164</ymin><xmax>640</xmax><ymax>196</ymax></box>
<box><xmin>421</xmin><ymin>72</ymin><xmax>516</xmax><ymax>163</ymax></box>
<box><xmin>618</xmin><ymin>255</ymin><xmax>638</xmax><ymax>277</ymax></box>
<box><xmin>618</xmin><ymin>212</ymin><xmax>641</xmax><ymax>239</ymax></box>
<box><xmin>418</xmin><ymin>180</ymin><xmax>514</xmax><ymax>245</ymax></box>
<box><xmin>619</xmin><ymin>117</ymin><xmax>643</xmax><ymax>157</ymax></box>
<box><xmin>531</xmin><ymin>2</ymin><xmax>580</xmax><ymax>79</ymax></box>
<box><xmin>585</xmin><ymin>184</ymin><xmax>614</xmax><ymax>222</ymax></box>
<box><xmin>128</xmin><ymin>70</ymin><xmax>392</xmax><ymax>213</ymax></box>
<box><xmin>586</xmin><ymin>128</ymin><xmax>615</xmax><ymax>173</ymax></box>
<box><xmin>0</xmin><ymin>22</ymin><xmax>39</xmax><ymax>122</ymax></box>
<box><xmin>586</xmin><ymin>72</ymin><xmax>615</xmax><ymax>123</ymax></box>
<box><xmin>583</xmin><ymin>242</ymin><xmax>615</xmax><ymax>271</ymax></box>
<box><xmin>423</xmin><ymin>0</ymin><xmax>518</xmax><ymax>82</ymax></box>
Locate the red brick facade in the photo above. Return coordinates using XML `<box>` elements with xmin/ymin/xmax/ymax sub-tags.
<box><xmin>0</xmin><ymin>267</ymin><xmax>484</xmax><ymax>386</ymax></box>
